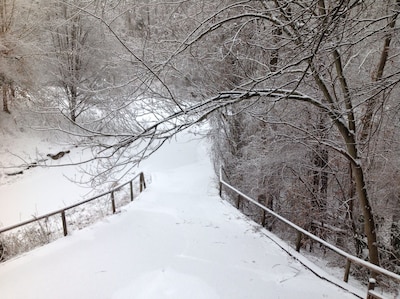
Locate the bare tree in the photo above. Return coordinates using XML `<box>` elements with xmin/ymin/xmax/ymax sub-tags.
<box><xmin>53</xmin><ymin>0</ymin><xmax>400</xmax><ymax>270</ymax></box>
<box><xmin>43</xmin><ymin>0</ymin><xmax>123</xmax><ymax>122</ymax></box>
<box><xmin>0</xmin><ymin>0</ymin><xmax>39</xmax><ymax>113</ymax></box>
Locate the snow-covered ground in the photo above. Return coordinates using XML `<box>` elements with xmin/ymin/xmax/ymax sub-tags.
<box><xmin>0</xmin><ymin>113</ymin><xmax>365</xmax><ymax>298</ymax></box>
<box><xmin>0</xmin><ymin>111</ymin><xmax>97</xmax><ymax>227</ymax></box>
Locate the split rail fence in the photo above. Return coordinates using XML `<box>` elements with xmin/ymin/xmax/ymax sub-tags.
<box><xmin>219</xmin><ymin>167</ymin><xmax>400</xmax><ymax>299</ymax></box>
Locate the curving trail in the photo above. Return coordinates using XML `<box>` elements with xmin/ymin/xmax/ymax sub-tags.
<box><xmin>0</xmin><ymin>130</ymin><xmax>361</xmax><ymax>299</ymax></box>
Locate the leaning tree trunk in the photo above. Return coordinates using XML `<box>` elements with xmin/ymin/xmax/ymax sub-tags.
<box><xmin>352</xmin><ymin>163</ymin><xmax>379</xmax><ymax>266</ymax></box>
<box><xmin>343</xmin><ymin>128</ymin><xmax>380</xmax><ymax>267</ymax></box>
<box><xmin>311</xmin><ymin>48</ymin><xmax>380</xmax><ymax>267</ymax></box>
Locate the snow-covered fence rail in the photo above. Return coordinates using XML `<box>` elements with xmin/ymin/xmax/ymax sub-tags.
<box><xmin>218</xmin><ymin>167</ymin><xmax>400</xmax><ymax>299</ymax></box>
<box><xmin>0</xmin><ymin>172</ymin><xmax>146</xmax><ymax>257</ymax></box>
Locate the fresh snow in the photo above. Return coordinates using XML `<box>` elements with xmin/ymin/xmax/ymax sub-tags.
<box><xmin>0</xmin><ymin>146</ymin><xmax>96</xmax><ymax>227</ymax></box>
<box><xmin>0</xmin><ymin>120</ymin><xmax>363</xmax><ymax>298</ymax></box>
<box><xmin>0</xmin><ymin>111</ymin><xmax>97</xmax><ymax>227</ymax></box>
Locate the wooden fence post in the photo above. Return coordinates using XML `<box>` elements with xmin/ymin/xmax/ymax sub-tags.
<box><xmin>366</xmin><ymin>278</ymin><xmax>383</xmax><ymax>299</ymax></box>
<box><xmin>139</xmin><ymin>173</ymin><xmax>146</xmax><ymax>192</ymax></box>
<box><xmin>111</xmin><ymin>192</ymin><xmax>116</xmax><ymax>214</ymax></box>
<box><xmin>295</xmin><ymin>231</ymin><xmax>302</xmax><ymax>252</ymax></box>
<box><xmin>219</xmin><ymin>181</ymin><xmax>222</xmax><ymax>197</ymax></box>
<box><xmin>130</xmin><ymin>181</ymin><xmax>134</xmax><ymax>201</ymax></box>
<box><xmin>261</xmin><ymin>210</ymin><xmax>266</xmax><ymax>227</ymax></box>
<box><xmin>236</xmin><ymin>194</ymin><xmax>241</xmax><ymax>210</ymax></box>
<box><xmin>258</xmin><ymin>195</ymin><xmax>266</xmax><ymax>227</ymax></box>
<box><xmin>61</xmin><ymin>211</ymin><xmax>68</xmax><ymax>236</ymax></box>
<box><xmin>344</xmin><ymin>258</ymin><xmax>351</xmax><ymax>282</ymax></box>
<box><xmin>367</xmin><ymin>278</ymin><xmax>376</xmax><ymax>291</ymax></box>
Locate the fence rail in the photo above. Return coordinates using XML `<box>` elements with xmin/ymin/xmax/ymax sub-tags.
<box><xmin>0</xmin><ymin>172</ymin><xmax>146</xmax><ymax>237</ymax></box>
<box><xmin>219</xmin><ymin>167</ymin><xmax>400</xmax><ymax>299</ymax></box>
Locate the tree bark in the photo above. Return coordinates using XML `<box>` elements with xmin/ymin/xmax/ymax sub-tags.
<box><xmin>339</xmin><ymin>121</ymin><xmax>379</xmax><ymax>266</ymax></box>
<box><xmin>351</xmin><ymin>161</ymin><xmax>379</xmax><ymax>267</ymax></box>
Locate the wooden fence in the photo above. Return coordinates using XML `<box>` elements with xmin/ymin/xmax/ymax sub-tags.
<box><xmin>0</xmin><ymin>172</ymin><xmax>146</xmax><ymax>238</ymax></box>
<box><xmin>219</xmin><ymin>167</ymin><xmax>400</xmax><ymax>299</ymax></box>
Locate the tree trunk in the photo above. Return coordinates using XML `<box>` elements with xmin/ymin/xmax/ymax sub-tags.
<box><xmin>342</xmin><ymin>128</ymin><xmax>379</xmax><ymax>266</ymax></box>
<box><xmin>69</xmin><ymin>85</ymin><xmax>77</xmax><ymax>122</ymax></box>
<box><xmin>269</xmin><ymin>27</ymin><xmax>282</xmax><ymax>72</ymax></box>
<box><xmin>313</xmin><ymin>49</ymin><xmax>380</xmax><ymax>266</ymax></box>
<box><xmin>2</xmin><ymin>83</ymin><xmax>10</xmax><ymax>113</ymax></box>
<box><xmin>311</xmin><ymin>113</ymin><xmax>328</xmax><ymax>214</ymax></box>
<box><xmin>347</xmin><ymin>163</ymin><xmax>362</xmax><ymax>256</ymax></box>
<box><xmin>351</xmin><ymin>162</ymin><xmax>379</xmax><ymax>267</ymax></box>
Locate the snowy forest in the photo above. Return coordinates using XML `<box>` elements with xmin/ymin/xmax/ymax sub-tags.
<box><xmin>1</xmin><ymin>0</ymin><xmax>400</xmax><ymax>279</ymax></box>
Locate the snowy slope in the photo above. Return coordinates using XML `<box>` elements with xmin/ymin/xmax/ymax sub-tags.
<box><xmin>0</xmin><ymin>111</ymin><xmax>96</xmax><ymax>227</ymax></box>
<box><xmin>0</xmin><ymin>129</ymin><xmax>362</xmax><ymax>299</ymax></box>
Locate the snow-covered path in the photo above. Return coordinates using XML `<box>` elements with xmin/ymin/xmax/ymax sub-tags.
<box><xmin>0</xmin><ymin>132</ymin><xmax>360</xmax><ymax>298</ymax></box>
